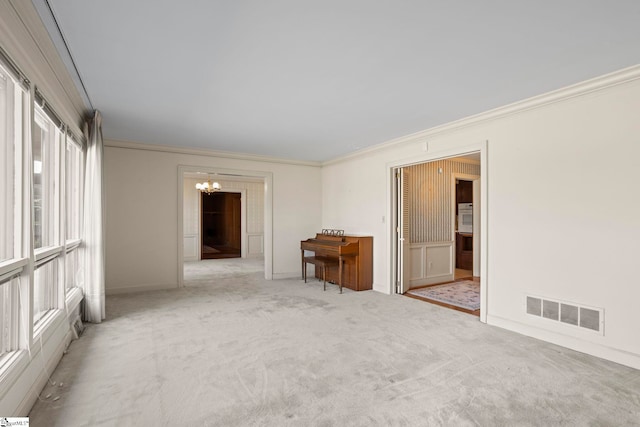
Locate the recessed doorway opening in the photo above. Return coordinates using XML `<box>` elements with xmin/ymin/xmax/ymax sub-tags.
<box><xmin>178</xmin><ymin>166</ymin><xmax>273</xmax><ymax>286</ymax></box>
<box><xmin>390</xmin><ymin>144</ymin><xmax>487</xmax><ymax>322</ymax></box>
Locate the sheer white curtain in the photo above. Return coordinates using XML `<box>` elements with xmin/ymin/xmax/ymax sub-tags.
<box><xmin>82</xmin><ymin>110</ymin><xmax>105</xmax><ymax>322</ymax></box>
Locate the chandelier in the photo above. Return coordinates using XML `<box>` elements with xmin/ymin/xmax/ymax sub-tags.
<box><xmin>195</xmin><ymin>178</ymin><xmax>221</xmax><ymax>194</ymax></box>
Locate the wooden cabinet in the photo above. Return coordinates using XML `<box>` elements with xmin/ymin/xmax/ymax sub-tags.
<box><xmin>456</xmin><ymin>232</ymin><xmax>473</xmax><ymax>270</ymax></box>
<box><xmin>456</xmin><ymin>180</ymin><xmax>473</xmax><ymax>208</ymax></box>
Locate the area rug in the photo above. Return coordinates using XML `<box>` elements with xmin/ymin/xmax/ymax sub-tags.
<box><xmin>406</xmin><ymin>280</ymin><xmax>480</xmax><ymax>311</ymax></box>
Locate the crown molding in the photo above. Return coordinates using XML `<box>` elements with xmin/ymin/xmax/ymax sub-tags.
<box><xmin>1</xmin><ymin>0</ymin><xmax>88</xmax><ymax>136</ymax></box>
<box><xmin>31</xmin><ymin>0</ymin><xmax>93</xmax><ymax>110</ymax></box>
<box><xmin>323</xmin><ymin>64</ymin><xmax>640</xmax><ymax>166</ymax></box>
<box><xmin>104</xmin><ymin>139</ymin><xmax>323</xmax><ymax>168</ymax></box>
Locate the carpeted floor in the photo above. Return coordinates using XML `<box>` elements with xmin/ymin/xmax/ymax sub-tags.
<box><xmin>407</xmin><ymin>281</ymin><xmax>480</xmax><ymax>311</ymax></box>
<box><xmin>29</xmin><ymin>259</ymin><xmax>640</xmax><ymax>426</ymax></box>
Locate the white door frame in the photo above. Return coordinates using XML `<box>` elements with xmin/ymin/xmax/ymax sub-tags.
<box><xmin>387</xmin><ymin>140</ymin><xmax>488</xmax><ymax>323</ymax></box>
<box><xmin>177</xmin><ymin>165</ymin><xmax>273</xmax><ymax>286</ymax></box>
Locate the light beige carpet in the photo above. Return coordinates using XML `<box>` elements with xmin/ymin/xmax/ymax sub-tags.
<box><xmin>29</xmin><ymin>259</ymin><xmax>640</xmax><ymax>426</ymax></box>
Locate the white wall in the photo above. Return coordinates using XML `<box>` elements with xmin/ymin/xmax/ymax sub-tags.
<box><xmin>104</xmin><ymin>142</ymin><xmax>322</xmax><ymax>293</ymax></box>
<box><xmin>322</xmin><ymin>68</ymin><xmax>640</xmax><ymax>369</ymax></box>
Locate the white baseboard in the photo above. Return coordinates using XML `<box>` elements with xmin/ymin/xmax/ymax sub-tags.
<box><xmin>487</xmin><ymin>314</ymin><xmax>640</xmax><ymax>370</ymax></box>
<box><xmin>106</xmin><ymin>283</ymin><xmax>178</xmax><ymax>295</ymax></box>
<box><xmin>372</xmin><ymin>283</ymin><xmax>391</xmax><ymax>294</ymax></box>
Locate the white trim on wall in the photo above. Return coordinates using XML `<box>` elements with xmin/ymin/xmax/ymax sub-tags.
<box><xmin>107</xmin><ymin>139</ymin><xmax>320</xmax><ymax>168</ymax></box>
<box><xmin>177</xmin><ymin>165</ymin><xmax>273</xmax><ymax>284</ymax></box>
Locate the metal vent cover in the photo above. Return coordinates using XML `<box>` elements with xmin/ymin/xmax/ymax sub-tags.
<box><xmin>526</xmin><ymin>296</ymin><xmax>542</xmax><ymax>316</ymax></box>
<box><xmin>526</xmin><ymin>295</ymin><xmax>603</xmax><ymax>335</ymax></box>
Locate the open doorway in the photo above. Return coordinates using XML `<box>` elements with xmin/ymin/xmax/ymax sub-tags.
<box><xmin>177</xmin><ymin>166</ymin><xmax>273</xmax><ymax>286</ymax></box>
<box><xmin>455</xmin><ymin>179</ymin><xmax>473</xmax><ymax>280</ymax></box>
<box><xmin>201</xmin><ymin>192</ymin><xmax>241</xmax><ymax>259</ymax></box>
<box><xmin>453</xmin><ymin>175</ymin><xmax>480</xmax><ymax>280</ymax></box>
<box><xmin>392</xmin><ymin>151</ymin><xmax>484</xmax><ymax>317</ymax></box>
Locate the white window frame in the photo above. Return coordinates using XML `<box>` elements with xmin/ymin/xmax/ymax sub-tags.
<box><xmin>31</xmin><ymin>104</ymin><xmax>67</xmax><ymax>329</ymax></box>
<box><xmin>1</xmin><ymin>71</ymin><xmax>15</xmax><ymax>263</ymax></box>
<box><xmin>65</xmin><ymin>135</ymin><xmax>83</xmax><ymax>243</ymax></box>
<box><xmin>0</xmin><ymin>50</ymin><xmax>86</xmax><ymax>384</ymax></box>
<box><xmin>63</xmin><ymin>135</ymin><xmax>84</xmax><ymax>296</ymax></box>
<box><xmin>33</xmin><ymin>106</ymin><xmax>62</xmax><ymax>252</ymax></box>
<box><xmin>0</xmin><ymin>57</ymin><xmax>29</xmax><ymax>367</ymax></box>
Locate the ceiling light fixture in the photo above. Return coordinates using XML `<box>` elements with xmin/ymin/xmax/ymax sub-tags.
<box><xmin>195</xmin><ymin>178</ymin><xmax>221</xmax><ymax>194</ymax></box>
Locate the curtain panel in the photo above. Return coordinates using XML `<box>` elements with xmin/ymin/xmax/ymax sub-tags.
<box><xmin>81</xmin><ymin>110</ymin><xmax>105</xmax><ymax>322</ymax></box>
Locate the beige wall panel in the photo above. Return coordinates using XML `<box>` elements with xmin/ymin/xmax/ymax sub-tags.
<box><xmin>105</xmin><ymin>144</ymin><xmax>321</xmax><ymax>291</ymax></box>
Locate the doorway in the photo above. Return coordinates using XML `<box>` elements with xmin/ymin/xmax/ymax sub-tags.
<box><xmin>201</xmin><ymin>192</ymin><xmax>241</xmax><ymax>259</ymax></box>
<box><xmin>391</xmin><ymin>149</ymin><xmax>486</xmax><ymax>320</ymax></box>
<box><xmin>177</xmin><ymin>166</ymin><xmax>274</xmax><ymax>286</ymax></box>
<box><xmin>454</xmin><ymin>177</ymin><xmax>479</xmax><ymax>280</ymax></box>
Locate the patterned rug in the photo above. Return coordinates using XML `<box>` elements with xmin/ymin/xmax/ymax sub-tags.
<box><xmin>406</xmin><ymin>280</ymin><xmax>480</xmax><ymax>311</ymax></box>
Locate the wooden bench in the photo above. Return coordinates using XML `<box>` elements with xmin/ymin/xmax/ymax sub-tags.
<box><xmin>303</xmin><ymin>256</ymin><xmax>341</xmax><ymax>292</ymax></box>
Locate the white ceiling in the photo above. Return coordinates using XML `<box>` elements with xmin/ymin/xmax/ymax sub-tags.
<box><xmin>39</xmin><ymin>1</ymin><xmax>640</xmax><ymax>162</ymax></box>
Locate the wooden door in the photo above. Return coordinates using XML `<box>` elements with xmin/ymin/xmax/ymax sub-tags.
<box><xmin>201</xmin><ymin>192</ymin><xmax>241</xmax><ymax>259</ymax></box>
<box><xmin>226</xmin><ymin>193</ymin><xmax>241</xmax><ymax>250</ymax></box>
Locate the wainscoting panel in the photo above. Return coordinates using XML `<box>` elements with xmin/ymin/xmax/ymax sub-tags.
<box><xmin>408</xmin><ymin>241</ymin><xmax>454</xmax><ymax>288</ymax></box>
<box><xmin>247</xmin><ymin>234</ymin><xmax>264</xmax><ymax>257</ymax></box>
<box><xmin>409</xmin><ymin>246</ymin><xmax>425</xmax><ymax>280</ymax></box>
<box><xmin>184</xmin><ymin>234</ymin><xmax>198</xmax><ymax>261</ymax></box>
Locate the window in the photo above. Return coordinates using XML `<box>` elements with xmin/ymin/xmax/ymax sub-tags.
<box><xmin>0</xmin><ymin>50</ymin><xmax>85</xmax><ymax>362</ymax></box>
<box><xmin>33</xmin><ymin>259</ymin><xmax>58</xmax><ymax>324</ymax></box>
<box><xmin>65</xmin><ymin>247</ymin><xmax>82</xmax><ymax>290</ymax></box>
<box><xmin>31</xmin><ymin>104</ymin><xmax>65</xmax><ymax>327</ymax></box>
<box><xmin>0</xmin><ymin>276</ymin><xmax>20</xmax><ymax>356</ymax></box>
<box><xmin>65</xmin><ymin>135</ymin><xmax>83</xmax><ymax>292</ymax></box>
<box><xmin>0</xmin><ymin>67</ymin><xmax>19</xmax><ymax>263</ymax></box>
<box><xmin>33</xmin><ymin>106</ymin><xmax>62</xmax><ymax>250</ymax></box>
<box><xmin>65</xmin><ymin>136</ymin><xmax>83</xmax><ymax>242</ymax></box>
<box><xmin>0</xmin><ymin>58</ymin><xmax>27</xmax><ymax>358</ymax></box>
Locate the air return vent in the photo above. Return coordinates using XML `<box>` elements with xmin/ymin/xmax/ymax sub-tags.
<box><xmin>526</xmin><ymin>295</ymin><xmax>604</xmax><ymax>335</ymax></box>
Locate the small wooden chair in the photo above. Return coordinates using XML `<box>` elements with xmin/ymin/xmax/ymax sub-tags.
<box><xmin>303</xmin><ymin>256</ymin><xmax>339</xmax><ymax>291</ymax></box>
